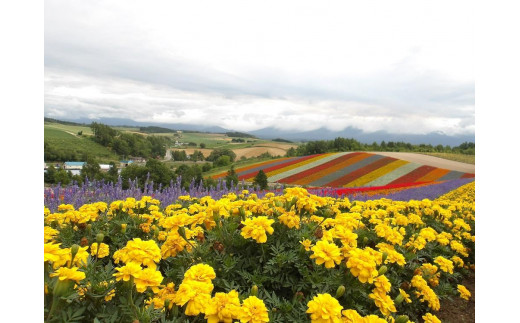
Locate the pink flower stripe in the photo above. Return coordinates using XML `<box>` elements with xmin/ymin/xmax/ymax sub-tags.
<box><xmin>343</xmin><ymin>159</ymin><xmax>408</xmax><ymax>187</ymax></box>
<box><xmin>283</xmin><ymin>153</ymin><xmax>371</xmax><ymax>186</ymax></box>
<box><xmin>278</xmin><ymin>152</ymin><xmax>365</xmax><ymax>185</ymax></box>
<box><xmin>325</xmin><ymin>157</ymin><xmax>397</xmax><ymax>187</ymax></box>
<box><xmin>415</xmin><ymin>168</ymin><xmax>451</xmax><ymax>182</ymax></box>
<box><xmin>239</xmin><ymin>154</ymin><xmax>326</xmax><ymax>181</ymax></box>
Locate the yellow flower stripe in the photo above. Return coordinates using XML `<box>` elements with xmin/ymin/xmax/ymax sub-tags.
<box><xmin>344</xmin><ymin>160</ymin><xmax>409</xmax><ymax>187</ymax></box>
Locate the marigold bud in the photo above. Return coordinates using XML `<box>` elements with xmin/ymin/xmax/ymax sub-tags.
<box><xmin>86</xmin><ymin>224</ymin><xmax>92</xmax><ymax>233</ymax></box>
<box><xmin>395</xmin><ymin>315</ymin><xmax>409</xmax><ymax>323</ymax></box>
<box><xmin>378</xmin><ymin>265</ymin><xmax>388</xmax><ymax>275</ymax></box>
<box><xmin>395</xmin><ymin>294</ymin><xmax>405</xmax><ymax>304</ymax></box>
<box><xmin>251</xmin><ymin>285</ymin><xmax>258</xmax><ymax>296</ymax></box>
<box><xmin>53</xmin><ymin>279</ymin><xmax>74</xmax><ymax>298</ymax></box>
<box><xmin>382</xmin><ymin>252</ymin><xmax>388</xmax><ymax>263</ymax></box>
<box><xmin>96</xmin><ymin>233</ymin><xmax>104</xmax><ymax>243</ymax></box>
<box><xmin>121</xmin><ymin>223</ymin><xmax>127</xmax><ymax>234</ymax></box>
<box><xmin>336</xmin><ymin>285</ymin><xmax>346</xmax><ymax>298</ymax></box>
<box><xmin>70</xmin><ymin>244</ymin><xmax>80</xmax><ymax>263</ymax></box>
<box><xmin>295</xmin><ymin>291</ymin><xmax>304</xmax><ymax>301</ymax></box>
<box><xmin>363</xmin><ymin>237</ymin><xmax>369</xmax><ymax>244</ymax></box>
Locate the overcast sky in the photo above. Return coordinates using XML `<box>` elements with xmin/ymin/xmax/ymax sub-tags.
<box><xmin>44</xmin><ymin>0</ymin><xmax>474</xmax><ymax>135</ymax></box>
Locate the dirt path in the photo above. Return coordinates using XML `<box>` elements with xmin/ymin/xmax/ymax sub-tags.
<box><xmin>367</xmin><ymin>152</ymin><xmax>475</xmax><ymax>173</ymax></box>
<box><xmin>436</xmin><ymin>273</ymin><xmax>475</xmax><ymax>322</ymax></box>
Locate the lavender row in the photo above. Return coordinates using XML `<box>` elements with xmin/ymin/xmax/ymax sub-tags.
<box><xmin>44</xmin><ymin>176</ymin><xmax>274</xmax><ymax>212</ymax></box>
<box><xmin>345</xmin><ymin>178</ymin><xmax>475</xmax><ymax>202</ymax></box>
<box><xmin>44</xmin><ymin>176</ymin><xmax>474</xmax><ymax>212</ymax></box>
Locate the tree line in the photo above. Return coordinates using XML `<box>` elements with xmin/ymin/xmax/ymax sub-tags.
<box><xmin>90</xmin><ymin>122</ymin><xmax>171</xmax><ymax>159</ymax></box>
<box><xmin>286</xmin><ymin>137</ymin><xmax>475</xmax><ymax>157</ymax></box>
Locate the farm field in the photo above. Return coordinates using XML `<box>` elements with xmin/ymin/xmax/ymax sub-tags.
<box><xmin>419</xmin><ymin>152</ymin><xmax>475</xmax><ymax>165</ymax></box>
<box><xmin>212</xmin><ymin>152</ymin><xmax>475</xmax><ymax>188</ymax></box>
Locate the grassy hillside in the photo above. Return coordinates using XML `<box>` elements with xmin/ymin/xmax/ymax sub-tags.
<box><xmin>44</xmin><ymin>126</ymin><xmax>120</xmax><ymax>162</ymax></box>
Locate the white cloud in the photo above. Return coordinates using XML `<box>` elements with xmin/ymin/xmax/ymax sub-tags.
<box><xmin>44</xmin><ymin>0</ymin><xmax>474</xmax><ymax>137</ymax></box>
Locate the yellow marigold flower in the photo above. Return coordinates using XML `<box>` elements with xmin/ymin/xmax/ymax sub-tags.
<box><xmin>205</xmin><ymin>290</ymin><xmax>241</xmax><ymax>323</ymax></box>
<box><xmin>113</xmin><ymin>262</ymin><xmax>142</xmax><ymax>282</ymax></box>
<box><xmin>50</xmin><ymin>266</ymin><xmax>86</xmax><ymax>282</ymax></box>
<box><xmin>341</xmin><ymin>309</ymin><xmax>363</xmax><ymax>322</ymax></box>
<box><xmin>134</xmin><ymin>267</ymin><xmax>163</xmax><ymax>293</ymax></box>
<box><xmin>306</xmin><ymin>293</ymin><xmax>342</xmax><ymax>323</ymax></box>
<box><xmin>310</xmin><ymin>240</ymin><xmax>342</xmax><ymax>269</ymax></box>
<box><xmin>368</xmin><ymin>291</ymin><xmax>396</xmax><ymax>317</ymax></box>
<box><xmin>332</xmin><ymin>226</ymin><xmax>358</xmax><ymax>248</ymax></box>
<box><xmin>436</xmin><ymin>232</ymin><xmax>453</xmax><ymax>246</ymax></box>
<box><xmin>44</xmin><ymin>226</ymin><xmax>59</xmax><ymax>243</ymax></box>
<box><xmin>90</xmin><ymin>243</ymin><xmax>109</xmax><ymax>258</ymax></box>
<box><xmin>113</xmin><ymin>238</ymin><xmax>161</xmax><ymax>269</ymax></box>
<box><xmin>373</xmin><ymin>275</ymin><xmax>391</xmax><ymax>294</ymax></box>
<box><xmin>44</xmin><ymin>242</ymin><xmax>68</xmax><ymax>267</ymax></box>
<box><xmin>450</xmin><ymin>240</ymin><xmax>469</xmax><ymax>257</ymax></box>
<box><xmin>241</xmin><ymin>216</ymin><xmax>275</xmax><ymax>244</ymax></box>
<box><xmin>422</xmin><ymin>313</ymin><xmax>441</xmax><ymax>323</ymax></box>
<box><xmin>278</xmin><ymin>211</ymin><xmax>300</xmax><ymax>229</ymax></box>
<box><xmin>399</xmin><ymin>289</ymin><xmax>412</xmax><ymax>303</ymax></box>
<box><xmin>411</xmin><ymin>275</ymin><xmax>440</xmax><ymax>311</ymax></box>
<box><xmin>451</xmin><ymin>256</ymin><xmax>464</xmax><ymax>267</ymax></box>
<box><xmin>161</xmin><ymin>231</ymin><xmax>188</xmax><ymax>258</ymax></box>
<box><xmin>240</xmin><ymin>296</ymin><xmax>270</xmax><ymax>323</ymax></box>
<box><xmin>346</xmin><ymin>248</ymin><xmax>380</xmax><ymax>284</ymax></box>
<box><xmin>183</xmin><ymin>263</ymin><xmax>216</xmax><ymax>284</ymax></box>
<box><xmin>175</xmin><ymin>280</ymin><xmax>213</xmax><ymax>316</ymax></box>
<box><xmin>376</xmin><ymin>243</ymin><xmax>405</xmax><ymax>266</ymax></box>
<box><xmin>300</xmin><ymin>239</ymin><xmax>313</xmax><ymax>251</ymax></box>
<box><xmin>362</xmin><ymin>315</ymin><xmax>387</xmax><ymax>323</ymax></box>
<box><xmin>434</xmin><ymin>256</ymin><xmax>454</xmax><ymax>274</ymax></box>
<box><xmin>70</xmin><ymin>246</ymin><xmax>89</xmax><ymax>268</ymax></box>
<box><xmin>457</xmin><ymin>284</ymin><xmax>471</xmax><ymax>300</ymax></box>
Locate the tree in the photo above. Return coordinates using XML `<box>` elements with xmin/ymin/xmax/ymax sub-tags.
<box><xmin>214</xmin><ymin>155</ymin><xmax>231</xmax><ymax>167</ymax></box>
<box><xmin>253</xmin><ymin>170</ymin><xmax>268</xmax><ymax>190</ymax></box>
<box><xmin>81</xmin><ymin>157</ymin><xmax>101</xmax><ymax>180</ymax></box>
<box><xmin>225</xmin><ymin>165</ymin><xmax>239</xmax><ymax>188</ymax></box>
<box><xmin>200</xmin><ymin>143</ymin><xmax>206</xmax><ymax>149</ymax></box>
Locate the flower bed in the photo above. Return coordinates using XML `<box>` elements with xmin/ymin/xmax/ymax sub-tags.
<box><xmin>44</xmin><ymin>182</ymin><xmax>475</xmax><ymax>322</ymax></box>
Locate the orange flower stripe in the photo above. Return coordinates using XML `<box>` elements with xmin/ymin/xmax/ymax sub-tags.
<box><xmin>415</xmin><ymin>168</ymin><xmax>451</xmax><ymax>182</ymax></box>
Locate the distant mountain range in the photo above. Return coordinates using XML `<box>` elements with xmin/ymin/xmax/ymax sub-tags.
<box><xmin>46</xmin><ymin>117</ymin><xmax>474</xmax><ymax>146</ymax></box>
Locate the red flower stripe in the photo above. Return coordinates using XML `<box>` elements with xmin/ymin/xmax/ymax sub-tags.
<box><xmin>325</xmin><ymin>157</ymin><xmax>397</xmax><ymax>187</ymax></box>
<box><xmin>415</xmin><ymin>168</ymin><xmax>451</xmax><ymax>182</ymax></box>
<box><xmin>278</xmin><ymin>152</ymin><xmax>364</xmax><ymax>185</ymax></box>
<box><xmin>309</xmin><ymin>181</ymin><xmax>432</xmax><ymax>196</ymax></box>
<box><xmin>387</xmin><ymin>165</ymin><xmax>437</xmax><ymax>185</ymax></box>
<box><xmin>460</xmin><ymin>173</ymin><xmax>475</xmax><ymax>178</ymax></box>
<box><xmin>239</xmin><ymin>154</ymin><xmax>325</xmax><ymax>180</ymax></box>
